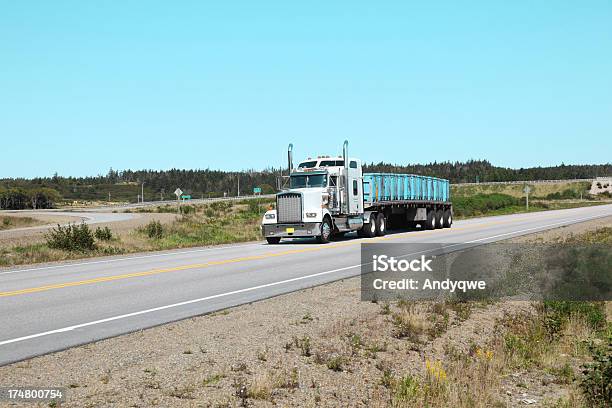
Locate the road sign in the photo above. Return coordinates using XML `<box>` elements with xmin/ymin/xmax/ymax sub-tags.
<box><xmin>181</xmin><ymin>195</ymin><xmax>191</xmax><ymax>200</ymax></box>
<box><xmin>253</xmin><ymin>187</ymin><xmax>262</xmax><ymax>194</ymax></box>
<box><xmin>524</xmin><ymin>185</ymin><xmax>531</xmax><ymax>210</ymax></box>
<box><xmin>174</xmin><ymin>188</ymin><xmax>183</xmax><ymax>197</ymax></box>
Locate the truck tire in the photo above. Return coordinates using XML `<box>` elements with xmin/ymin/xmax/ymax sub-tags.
<box><xmin>317</xmin><ymin>217</ymin><xmax>332</xmax><ymax>243</ymax></box>
<box><xmin>266</xmin><ymin>237</ymin><xmax>281</xmax><ymax>244</ymax></box>
<box><xmin>425</xmin><ymin>209</ymin><xmax>436</xmax><ymax>230</ymax></box>
<box><xmin>435</xmin><ymin>209</ymin><xmax>443</xmax><ymax>229</ymax></box>
<box><xmin>375</xmin><ymin>213</ymin><xmax>386</xmax><ymax>236</ymax></box>
<box><xmin>442</xmin><ymin>208</ymin><xmax>452</xmax><ymax>228</ymax></box>
<box><xmin>359</xmin><ymin>214</ymin><xmax>377</xmax><ymax>238</ymax></box>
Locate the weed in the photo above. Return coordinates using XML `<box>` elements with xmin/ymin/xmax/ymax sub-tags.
<box><xmin>301</xmin><ymin>313</ymin><xmax>314</xmax><ymax>324</ymax></box>
<box><xmin>379</xmin><ymin>368</ymin><xmax>394</xmax><ymax>388</ymax></box>
<box><xmin>391</xmin><ymin>310</ymin><xmax>424</xmax><ymax>342</ymax></box>
<box><xmin>203</xmin><ymin>373</ymin><xmax>225</xmax><ymax>386</ymax></box>
<box><xmin>326</xmin><ymin>355</ymin><xmax>345</xmax><ymax>372</ymax></box>
<box><xmin>393</xmin><ymin>374</ymin><xmax>420</xmax><ymax>403</ymax></box>
<box><xmin>295</xmin><ymin>336</ymin><xmax>311</xmax><ymax>357</ymax></box>
<box><xmin>380</xmin><ymin>302</ymin><xmax>391</xmax><ymax>315</ymax></box>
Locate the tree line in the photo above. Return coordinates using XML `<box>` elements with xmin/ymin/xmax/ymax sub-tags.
<box><xmin>0</xmin><ymin>187</ymin><xmax>61</xmax><ymax>210</ymax></box>
<box><xmin>1</xmin><ymin>160</ymin><xmax>609</xmax><ymax>208</ymax></box>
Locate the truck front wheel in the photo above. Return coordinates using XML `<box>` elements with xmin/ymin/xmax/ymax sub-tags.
<box><xmin>266</xmin><ymin>237</ymin><xmax>281</xmax><ymax>244</ymax></box>
<box><xmin>318</xmin><ymin>218</ymin><xmax>332</xmax><ymax>243</ymax></box>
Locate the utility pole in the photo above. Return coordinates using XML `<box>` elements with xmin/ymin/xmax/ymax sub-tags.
<box><xmin>141</xmin><ymin>182</ymin><xmax>145</xmax><ymax>203</ymax></box>
<box><xmin>237</xmin><ymin>174</ymin><xmax>240</xmax><ymax>197</ymax></box>
<box><xmin>108</xmin><ymin>192</ymin><xmax>111</xmax><ymax>202</ymax></box>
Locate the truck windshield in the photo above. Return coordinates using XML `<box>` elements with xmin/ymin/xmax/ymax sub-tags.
<box><xmin>298</xmin><ymin>161</ymin><xmax>317</xmax><ymax>168</ymax></box>
<box><xmin>290</xmin><ymin>174</ymin><xmax>327</xmax><ymax>188</ymax></box>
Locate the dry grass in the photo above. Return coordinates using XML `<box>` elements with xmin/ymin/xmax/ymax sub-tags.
<box><xmin>452</xmin><ymin>181</ymin><xmax>592</xmax><ymax>199</ymax></box>
<box><xmin>0</xmin><ymin>215</ymin><xmax>43</xmax><ymax>230</ymax></box>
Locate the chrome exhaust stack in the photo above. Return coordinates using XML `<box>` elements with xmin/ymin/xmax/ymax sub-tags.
<box><xmin>343</xmin><ymin>140</ymin><xmax>349</xmax><ymax>213</ymax></box>
<box><xmin>288</xmin><ymin>143</ymin><xmax>294</xmax><ymax>174</ymax></box>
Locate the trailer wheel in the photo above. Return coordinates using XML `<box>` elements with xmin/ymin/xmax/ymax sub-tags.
<box><xmin>442</xmin><ymin>208</ymin><xmax>452</xmax><ymax>228</ymax></box>
<box><xmin>359</xmin><ymin>214</ymin><xmax>377</xmax><ymax>238</ymax></box>
<box><xmin>425</xmin><ymin>209</ymin><xmax>436</xmax><ymax>230</ymax></box>
<box><xmin>266</xmin><ymin>237</ymin><xmax>281</xmax><ymax>244</ymax></box>
<box><xmin>435</xmin><ymin>209</ymin><xmax>443</xmax><ymax>229</ymax></box>
<box><xmin>375</xmin><ymin>213</ymin><xmax>387</xmax><ymax>236</ymax></box>
<box><xmin>317</xmin><ymin>217</ymin><xmax>332</xmax><ymax>244</ymax></box>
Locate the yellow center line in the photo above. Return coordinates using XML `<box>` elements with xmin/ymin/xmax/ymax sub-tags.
<box><xmin>0</xmin><ymin>211</ymin><xmax>570</xmax><ymax>298</ymax></box>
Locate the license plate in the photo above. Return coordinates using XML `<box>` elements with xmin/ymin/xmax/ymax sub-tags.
<box><xmin>286</xmin><ymin>227</ymin><xmax>295</xmax><ymax>233</ymax></box>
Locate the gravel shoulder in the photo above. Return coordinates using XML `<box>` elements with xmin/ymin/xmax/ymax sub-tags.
<box><xmin>1</xmin><ymin>217</ymin><xmax>610</xmax><ymax>407</ymax></box>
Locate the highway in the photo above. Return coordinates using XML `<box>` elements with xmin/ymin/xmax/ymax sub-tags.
<box><xmin>1</xmin><ymin>204</ymin><xmax>611</xmax><ymax>366</ymax></box>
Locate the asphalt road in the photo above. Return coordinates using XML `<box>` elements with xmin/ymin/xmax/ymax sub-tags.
<box><xmin>1</xmin><ymin>204</ymin><xmax>611</xmax><ymax>365</ymax></box>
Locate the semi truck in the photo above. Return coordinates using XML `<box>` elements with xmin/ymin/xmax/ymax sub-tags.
<box><xmin>261</xmin><ymin>141</ymin><xmax>453</xmax><ymax>244</ymax></box>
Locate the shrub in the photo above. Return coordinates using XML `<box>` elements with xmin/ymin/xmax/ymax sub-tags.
<box><xmin>94</xmin><ymin>226</ymin><xmax>113</xmax><ymax>241</ymax></box>
<box><xmin>453</xmin><ymin>193</ymin><xmax>520</xmax><ymax>217</ymax></box>
<box><xmin>46</xmin><ymin>223</ymin><xmax>96</xmax><ymax>251</ymax></box>
<box><xmin>581</xmin><ymin>335</ymin><xmax>611</xmax><ymax>407</ymax></box>
<box><xmin>144</xmin><ymin>221</ymin><xmax>164</xmax><ymax>239</ymax></box>
<box><xmin>180</xmin><ymin>205</ymin><xmax>195</xmax><ymax>214</ymax></box>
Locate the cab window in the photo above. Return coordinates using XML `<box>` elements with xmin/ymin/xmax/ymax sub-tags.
<box><xmin>298</xmin><ymin>161</ymin><xmax>317</xmax><ymax>169</ymax></box>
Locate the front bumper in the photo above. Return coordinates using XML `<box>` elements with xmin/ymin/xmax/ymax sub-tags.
<box><xmin>262</xmin><ymin>222</ymin><xmax>322</xmax><ymax>238</ymax></box>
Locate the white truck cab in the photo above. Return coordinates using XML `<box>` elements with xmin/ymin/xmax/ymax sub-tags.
<box><xmin>262</xmin><ymin>141</ymin><xmax>365</xmax><ymax>243</ymax></box>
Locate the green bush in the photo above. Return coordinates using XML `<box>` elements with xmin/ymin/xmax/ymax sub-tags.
<box><xmin>46</xmin><ymin>223</ymin><xmax>96</xmax><ymax>251</ymax></box>
<box><xmin>546</xmin><ymin>189</ymin><xmax>583</xmax><ymax>200</ymax></box>
<box><xmin>180</xmin><ymin>205</ymin><xmax>195</xmax><ymax>214</ymax></box>
<box><xmin>543</xmin><ymin>301</ymin><xmax>606</xmax><ymax>337</ymax></box>
<box><xmin>581</xmin><ymin>334</ymin><xmax>611</xmax><ymax>407</ymax></box>
<box><xmin>453</xmin><ymin>193</ymin><xmax>520</xmax><ymax>217</ymax></box>
<box><xmin>144</xmin><ymin>221</ymin><xmax>164</xmax><ymax>239</ymax></box>
<box><xmin>94</xmin><ymin>226</ymin><xmax>113</xmax><ymax>241</ymax></box>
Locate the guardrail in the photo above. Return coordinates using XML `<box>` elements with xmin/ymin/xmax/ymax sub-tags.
<box><xmin>453</xmin><ymin>178</ymin><xmax>594</xmax><ymax>186</ymax></box>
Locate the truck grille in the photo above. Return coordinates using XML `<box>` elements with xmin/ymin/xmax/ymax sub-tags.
<box><xmin>277</xmin><ymin>193</ymin><xmax>302</xmax><ymax>223</ymax></box>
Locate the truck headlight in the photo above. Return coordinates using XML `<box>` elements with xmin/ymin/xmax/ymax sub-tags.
<box><xmin>265</xmin><ymin>213</ymin><xmax>276</xmax><ymax>219</ymax></box>
<box><xmin>306</xmin><ymin>212</ymin><xmax>317</xmax><ymax>218</ymax></box>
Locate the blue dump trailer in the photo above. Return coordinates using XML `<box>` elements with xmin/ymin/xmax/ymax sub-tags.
<box><xmin>363</xmin><ymin>173</ymin><xmax>450</xmax><ymax>202</ymax></box>
<box><xmin>262</xmin><ymin>141</ymin><xmax>453</xmax><ymax>244</ymax></box>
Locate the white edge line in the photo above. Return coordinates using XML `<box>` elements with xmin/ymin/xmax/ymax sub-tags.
<box><xmin>1</xmin><ymin>211</ymin><xmax>610</xmax><ymax>347</ymax></box>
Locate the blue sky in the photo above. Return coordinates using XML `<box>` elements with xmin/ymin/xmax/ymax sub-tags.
<box><xmin>1</xmin><ymin>1</ymin><xmax>610</xmax><ymax>178</ymax></box>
